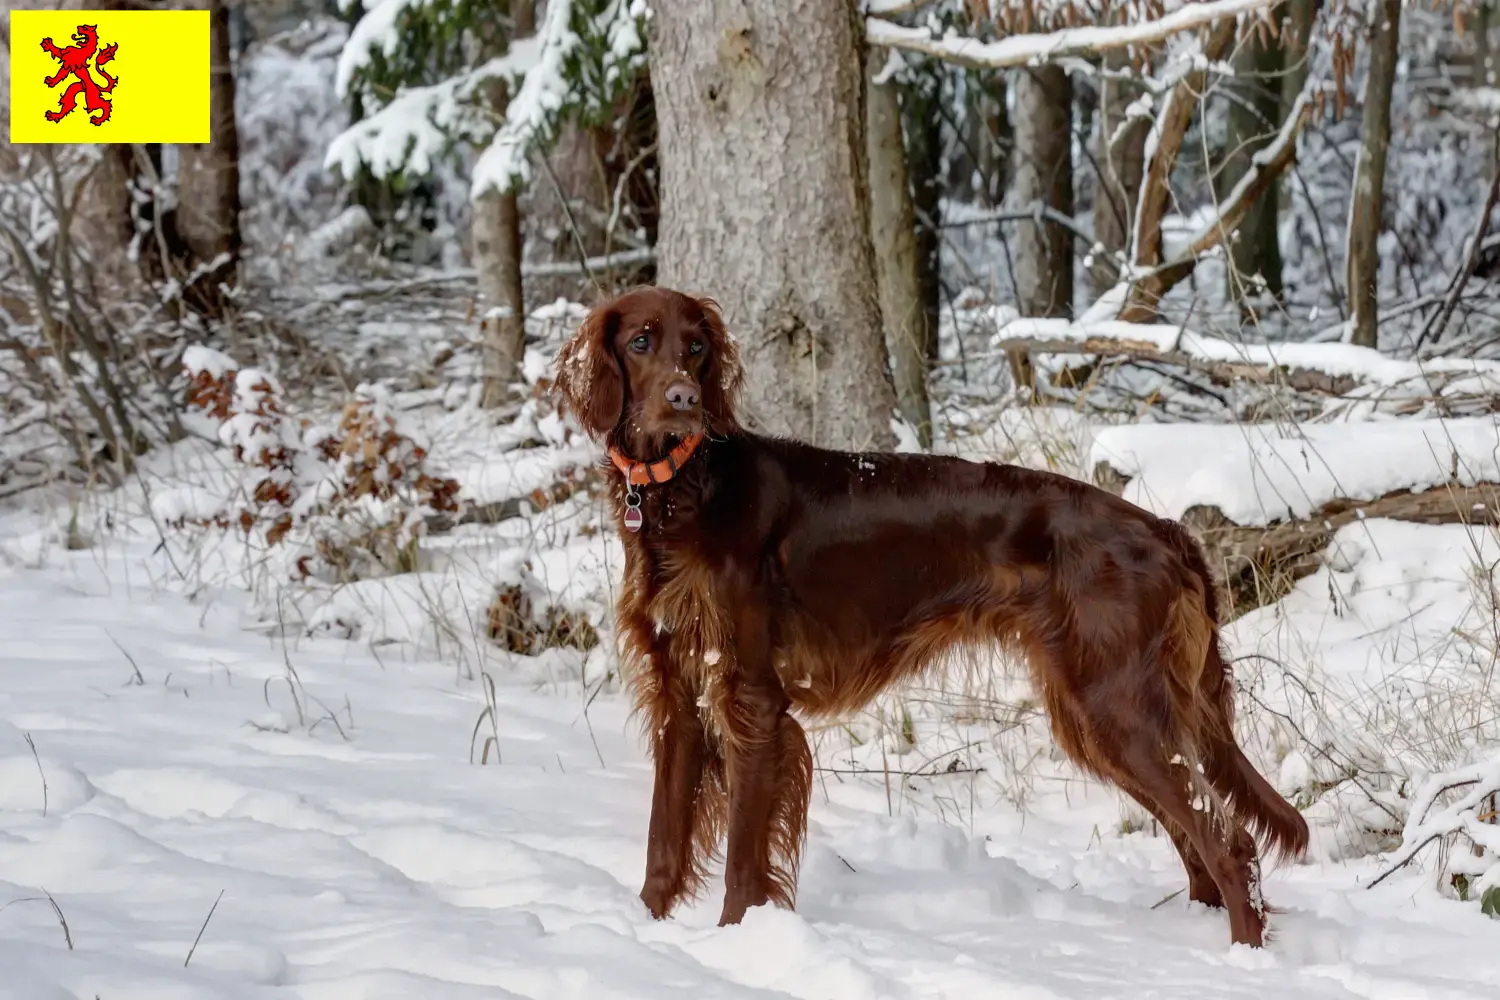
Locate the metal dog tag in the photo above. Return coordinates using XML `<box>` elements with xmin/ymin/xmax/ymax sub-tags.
<box><xmin>624</xmin><ymin>488</ymin><xmax>644</xmax><ymax>532</ymax></box>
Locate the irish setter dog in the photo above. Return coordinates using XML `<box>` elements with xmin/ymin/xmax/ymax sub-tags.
<box><xmin>551</xmin><ymin>286</ymin><xmax>1308</xmax><ymax>947</ymax></box>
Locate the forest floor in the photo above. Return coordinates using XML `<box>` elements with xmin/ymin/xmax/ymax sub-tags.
<box><xmin>2</xmin><ymin>277</ymin><xmax>1500</xmax><ymax>999</ymax></box>
<box><xmin>2</xmin><ymin>490</ymin><xmax>1499</xmax><ymax>999</ymax></box>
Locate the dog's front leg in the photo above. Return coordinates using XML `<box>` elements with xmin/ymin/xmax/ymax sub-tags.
<box><xmin>639</xmin><ymin>654</ymin><xmax>722</xmax><ymax>920</ymax></box>
<box><xmin>719</xmin><ymin>611</ymin><xmax>813</xmax><ymax>926</ymax></box>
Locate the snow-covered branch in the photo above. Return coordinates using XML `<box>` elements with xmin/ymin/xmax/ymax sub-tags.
<box><xmin>1368</xmin><ymin>753</ymin><xmax>1500</xmax><ymax>892</ymax></box>
<box><xmin>864</xmin><ymin>0</ymin><xmax>938</xmax><ymax>16</ymax></box>
<box><xmin>334</xmin><ymin>0</ymin><xmax>428</xmax><ymax>100</ymax></box>
<box><xmin>325</xmin><ymin>44</ymin><xmax>540</xmax><ymax>182</ymax></box>
<box><xmin>866</xmin><ymin>0</ymin><xmax>1276</xmax><ymax>70</ymax></box>
<box><xmin>470</xmin><ymin>0</ymin><xmax>582</xmax><ymax>198</ymax></box>
<box><xmin>328</xmin><ymin>0</ymin><xmax>645</xmax><ymax>197</ymax></box>
<box><xmin>1163</xmin><ymin>85</ymin><xmax>1318</xmax><ymax>265</ymax></box>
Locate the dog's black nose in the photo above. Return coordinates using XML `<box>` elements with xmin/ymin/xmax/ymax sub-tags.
<box><xmin>665</xmin><ymin>382</ymin><xmax>700</xmax><ymax>412</ymax></box>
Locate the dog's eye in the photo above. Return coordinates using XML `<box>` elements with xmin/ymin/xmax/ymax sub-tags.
<box><xmin>628</xmin><ymin>334</ymin><xmax>650</xmax><ymax>353</ymax></box>
<box><xmin>688</xmin><ymin>340</ymin><xmax>704</xmax><ymax>355</ymax></box>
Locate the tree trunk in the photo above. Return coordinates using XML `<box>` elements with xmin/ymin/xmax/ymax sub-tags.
<box><xmin>1282</xmin><ymin>0</ymin><xmax>1319</xmax><ymax>108</ymax></box>
<box><xmin>175</xmin><ymin>0</ymin><xmax>242</xmax><ymax>302</ymax></box>
<box><xmin>1091</xmin><ymin>49</ymin><xmax>1148</xmax><ymax>300</ymax></box>
<box><xmin>651</xmin><ymin>0</ymin><xmax>896</xmax><ymax>451</ymax></box>
<box><xmin>1012</xmin><ymin>65</ymin><xmax>1074</xmax><ymax>318</ymax></box>
<box><xmin>1220</xmin><ymin>28</ymin><xmax>1285</xmax><ymax>316</ymax></box>
<box><xmin>866</xmin><ymin>48</ymin><xmax>932</xmax><ymax>448</ymax></box>
<box><xmin>475</xmin><ymin>0</ymin><xmax>534</xmax><ymax>410</ymax></box>
<box><xmin>980</xmin><ymin>76</ymin><xmax>1012</xmax><ymax>208</ymax></box>
<box><xmin>1476</xmin><ymin>0</ymin><xmax>1495</xmax><ymax>88</ymax></box>
<box><xmin>903</xmin><ymin>78</ymin><xmax>944</xmax><ymax>366</ymax></box>
<box><xmin>1346</xmin><ymin>0</ymin><xmax>1402</xmax><ymax>349</ymax></box>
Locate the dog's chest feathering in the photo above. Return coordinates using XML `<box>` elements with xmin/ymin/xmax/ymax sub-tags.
<box><xmin>643</xmin><ymin>557</ymin><xmax>739</xmax><ymax>734</ymax></box>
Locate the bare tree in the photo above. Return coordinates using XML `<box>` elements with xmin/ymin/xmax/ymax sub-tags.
<box><xmin>1092</xmin><ymin>47</ymin><xmax>1148</xmax><ymax>300</ymax></box>
<box><xmin>1012</xmin><ymin>65</ymin><xmax>1074</xmax><ymax>318</ymax></box>
<box><xmin>1220</xmin><ymin>27</ymin><xmax>1285</xmax><ymax>315</ymax></box>
<box><xmin>867</xmin><ymin>49</ymin><xmax>933</xmax><ymax>447</ymax></box>
<box><xmin>176</xmin><ymin>0</ymin><xmax>243</xmax><ymax>309</ymax></box>
<box><xmin>1282</xmin><ymin>0</ymin><xmax>1320</xmax><ymax>107</ymax></box>
<box><xmin>474</xmin><ymin>0</ymin><xmax>533</xmax><ymax>410</ymax></box>
<box><xmin>1346</xmin><ymin>0</ymin><xmax>1402</xmax><ymax>348</ymax></box>
<box><xmin>649</xmin><ymin>0</ymin><xmax>896</xmax><ymax>451</ymax></box>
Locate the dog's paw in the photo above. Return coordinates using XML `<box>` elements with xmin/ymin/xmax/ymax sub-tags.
<box><xmin>639</xmin><ymin>879</ymin><xmax>677</xmax><ymax>920</ymax></box>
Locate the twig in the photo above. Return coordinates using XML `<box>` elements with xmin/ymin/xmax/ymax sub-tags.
<box><xmin>1416</xmin><ymin>130</ymin><xmax>1500</xmax><ymax>349</ymax></box>
<box><xmin>105</xmin><ymin>629</ymin><xmax>145</xmax><ymax>686</ymax></box>
<box><xmin>183</xmin><ymin>889</ymin><xmax>225</xmax><ymax>967</ymax></box>
<box><xmin>22</xmin><ymin>734</ymin><xmax>46</xmax><ymax>817</ymax></box>
<box><xmin>0</xmin><ymin>891</ymin><xmax>73</xmax><ymax>949</ymax></box>
<box><xmin>537</xmin><ymin>151</ymin><xmax>602</xmax><ymax>295</ymax></box>
<box><xmin>1150</xmin><ymin>887</ymin><xmax>1186</xmax><ymax>909</ymax></box>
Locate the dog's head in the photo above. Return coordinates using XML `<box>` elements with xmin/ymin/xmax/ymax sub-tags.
<box><xmin>552</xmin><ymin>286</ymin><xmax>743</xmax><ymax>455</ymax></box>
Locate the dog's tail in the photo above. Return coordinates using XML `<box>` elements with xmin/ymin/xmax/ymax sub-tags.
<box><xmin>1159</xmin><ymin>523</ymin><xmax>1310</xmax><ymax>865</ymax></box>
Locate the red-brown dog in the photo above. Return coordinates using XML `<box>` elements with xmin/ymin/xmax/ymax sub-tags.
<box><xmin>550</xmin><ymin>286</ymin><xmax>1307</xmax><ymax>946</ymax></box>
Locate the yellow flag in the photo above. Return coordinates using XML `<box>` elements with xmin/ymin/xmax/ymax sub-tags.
<box><xmin>9</xmin><ymin>9</ymin><xmax>211</xmax><ymax>144</ymax></box>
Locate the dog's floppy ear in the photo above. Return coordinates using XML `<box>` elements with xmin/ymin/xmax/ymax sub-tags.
<box><xmin>695</xmin><ymin>297</ymin><xmax>743</xmax><ymax>435</ymax></box>
<box><xmin>552</xmin><ymin>302</ymin><xmax>623</xmax><ymax>439</ymax></box>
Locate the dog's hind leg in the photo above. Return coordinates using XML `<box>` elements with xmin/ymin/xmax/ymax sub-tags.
<box><xmin>1114</xmin><ymin>771</ymin><xmax>1225</xmax><ymax>908</ymax></box>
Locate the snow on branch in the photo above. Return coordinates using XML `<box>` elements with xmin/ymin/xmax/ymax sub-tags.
<box><xmin>866</xmin><ymin>0</ymin><xmax>1277</xmax><ymax>70</ymax></box>
<box><xmin>471</xmin><ymin>0</ymin><xmax>582</xmax><ymax>198</ymax></box>
<box><xmin>334</xmin><ymin>0</ymin><xmax>429</xmax><ymax>100</ymax></box>
<box><xmin>327</xmin><ymin>0</ymin><xmax>645</xmax><ymax>197</ymax></box>
<box><xmin>993</xmin><ymin>316</ymin><xmax>1500</xmax><ymax>393</ymax></box>
<box><xmin>1119</xmin><ymin>81</ymin><xmax>1321</xmax><ymax>318</ymax></box>
<box><xmin>864</xmin><ymin>0</ymin><xmax>938</xmax><ymax>16</ymax></box>
<box><xmin>325</xmin><ymin>44</ymin><xmax>540</xmax><ymax>182</ymax></box>
<box><xmin>1367</xmin><ymin>753</ymin><xmax>1500</xmax><ymax>894</ymax></box>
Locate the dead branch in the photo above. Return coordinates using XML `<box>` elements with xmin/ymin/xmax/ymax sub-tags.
<box><xmin>990</xmin><ymin>335</ymin><xmax>1362</xmax><ymax>394</ymax></box>
<box><xmin>1126</xmin><ymin>17</ymin><xmax>1240</xmax><ymax>288</ymax></box>
<box><xmin>1124</xmin><ymin>79</ymin><xmax>1318</xmax><ymax>320</ymax></box>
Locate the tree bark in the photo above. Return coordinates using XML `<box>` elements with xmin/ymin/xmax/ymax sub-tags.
<box><xmin>866</xmin><ymin>49</ymin><xmax>932</xmax><ymax>448</ymax></box>
<box><xmin>902</xmin><ymin>77</ymin><xmax>944</xmax><ymax>366</ymax></box>
<box><xmin>1220</xmin><ymin>26</ymin><xmax>1285</xmax><ymax>315</ymax></box>
<box><xmin>1091</xmin><ymin>48</ymin><xmax>1148</xmax><ymax>300</ymax></box>
<box><xmin>1475</xmin><ymin>0</ymin><xmax>1494</xmax><ymax>88</ymax></box>
<box><xmin>650</xmin><ymin>0</ymin><xmax>896</xmax><ymax>451</ymax></box>
<box><xmin>1281</xmin><ymin>0</ymin><xmax>1319</xmax><ymax>109</ymax></box>
<box><xmin>1012</xmin><ymin>65</ymin><xmax>1074</xmax><ymax>318</ymax></box>
<box><xmin>1346</xmin><ymin>0</ymin><xmax>1402</xmax><ymax>349</ymax></box>
<box><xmin>175</xmin><ymin>0</ymin><xmax>242</xmax><ymax>292</ymax></box>
<box><xmin>475</xmin><ymin>0</ymin><xmax>534</xmax><ymax>410</ymax></box>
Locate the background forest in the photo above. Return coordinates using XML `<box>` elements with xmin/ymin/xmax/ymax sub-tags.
<box><xmin>3</xmin><ymin>1</ymin><xmax>1500</xmax><ymax>995</ymax></box>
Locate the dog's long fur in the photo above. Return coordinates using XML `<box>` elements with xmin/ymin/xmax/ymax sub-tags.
<box><xmin>551</xmin><ymin>286</ymin><xmax>1308</xmax><ymax>944</ymax></box>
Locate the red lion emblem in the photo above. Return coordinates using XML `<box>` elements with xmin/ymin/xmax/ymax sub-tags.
<box><xmin>41</xmin><ymin>24</ymin><xmax>118</xmax><ymax>126</ymax></box>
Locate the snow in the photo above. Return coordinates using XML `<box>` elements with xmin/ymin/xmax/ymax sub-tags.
<box><xmin>1227</xmin><ymin>518</ymin><xmax>1500</xmax><ymax>864</ymax></box>
<box><xmin>5</xmin><ymin>518</ymin><xmax>1500</xmax><ymax>997</ymax></box>
<box><xmin>1090</xmin><ymin>416</ymin><xmax>1500</xmax><ymax>523</ymax></box>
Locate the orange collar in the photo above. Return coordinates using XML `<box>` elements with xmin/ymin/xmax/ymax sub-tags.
<box><xmin>607</xmin><ymin>433</ymin><xmax>704</xmax><ymax>486</ymax></box>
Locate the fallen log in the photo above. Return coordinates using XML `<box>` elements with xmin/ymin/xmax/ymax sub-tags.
<box><xmin>1092</xmin><ymin>467</ymin><xmax>1500</xmax><ymax>616</ymax></box>
<box><xmin>997</xmin><ymin>336</ymin><xmax>1363</xmax><ymax>395</ymax></box>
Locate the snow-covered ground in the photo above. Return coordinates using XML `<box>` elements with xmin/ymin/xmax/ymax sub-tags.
<box><xmin>3</xmin><ymin>435</ymin><xmax>1500</xmax><ymax>998</ymax></box>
